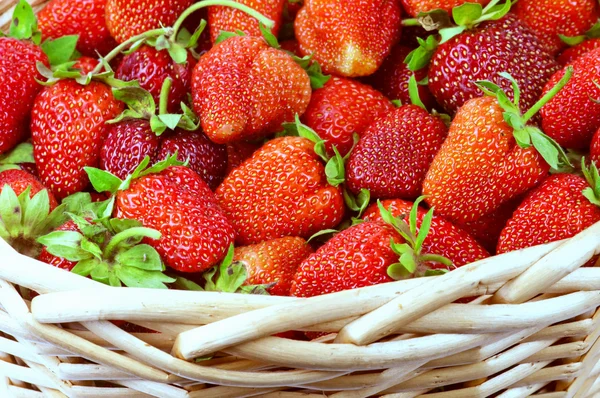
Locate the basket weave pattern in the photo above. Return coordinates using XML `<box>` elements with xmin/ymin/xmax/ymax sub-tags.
<box><xmin>2</xmin><ymin>1</ymin><xmax>600</xmax><ymax>397</ymax></box>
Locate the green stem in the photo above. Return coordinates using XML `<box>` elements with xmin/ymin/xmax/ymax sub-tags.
<box><xmin>171</xmin><ymin>0</ymin><xmax>275</xmax><ymax>39</ymax></box>
<box><xmin>420</xmin><ymin>254</ymin><xmax>453</xmax><ymax>267</ymax></box>
<box><xmin>158</xmin><ymin>77</ymin><xmax>173</xmax><ymax>115</ymax></box>
<box><xmin>402</xmin><ymin>18</ymin><xmax>421</xmax><ymax>27</ymax></box>
<box><xmin>91</xmin><ymin>28</ymin><xmax>173</xmax><ymax>74</ymax></box>
<box><xmin>522</xmin><ymin>66</ymin><xmax>573</xmax><ymax>123</ymax></box>
<box><xmin>104</xmin><ymin>227</ymin><xmax>161</xmax><ymax>259</ymax></box>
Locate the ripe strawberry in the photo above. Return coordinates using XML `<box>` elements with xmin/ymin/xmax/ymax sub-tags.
<box><xmin>363</xmin><ymin>199</ymin><xmax>490</xmax><ymax>267</ymax></box>
<box><xmin>400</xmin><ymin>0</ymin><xmax>490</xmax><ymax>18</ymax></box>
<box><xmin>364</xmin><ymin>44</ymin><xmax>436</xmax><ymax>110</ymax></box>
<box><xmin>105</xmin><ymin>0</ymin><xmax>194</xmax><ymax>43</ymax></box>
<box><xmin>541</xmin><ymin>47</ymin><xmax>600</xmax><ymax>149</ymax></box>
<box><xmin>301</xmin><ymin>76</ymin><xmax>394</xmax><ymax>157</ymax></box>
<box><xmin>513</xmin><ymin>0</ymin><xmax>598</xmax><ymax>55</ymax></box>
<box><xmin>497</xmin><ymin>171</ymin><xmax>600</xmax><ymax>253</ymax></box>
<box><xmin>216</xmin><ymin>136</ymin><xmax>345</xmax><ymax>245</ymax></box>
<box><xmin>294</xmin><ymin>0</ymin><xmax>402</xmax><ymax>77</ymax></box>
<box><xmin>558</xmin><ymin>39</ymin><xmax>600</xmax><ymax>65</ymax></box>
<box><xmin>590</xmin><ymin>128</ymin><xmax>600</xmax><ymax>167</ymax></box>
<box><xmin>0</xmin><ymin>169</ymin><xmax>58</xmax><ymax>210</ymax></box>
<box><xmin>191</xmin><ymin>36</ymin><xmax>311</xmax><ymax>144</ymax></box>
<box><xmin>346</xmin><ymin>103</ymin><xmax>447</xmax><ymax>200</ymax></box>
<box><xmin>74</xmin><ymin>56</ymin><xmax>100</xmax><ymax>74</ymax></box>
<box><xmin>234</xmin><ymin>236</ymin><xmax>313</xmax><ymax>296</ymax></box>
<box><xmin>208</xmin><ymin>0</ymin><xmax>285</xmax><ymax>43</ymax></box>
<box><xmin>158</xmin><ymin>128</ymin><xmax>228</xmax><ymax>190</ymax></box>
<box><xmin>31</xmin><ymin>80</ymin><xmax>124</xmax><ymax>199</ymax></box>
<box><xmin>37</xmin><ymin>0</ymin><xmax>117</xmax><ymax>56</ymax></box>
<box><xmin>226</xmin><ymin>140</ymin><xmax>262</xmax><ymax>173</ymax></box>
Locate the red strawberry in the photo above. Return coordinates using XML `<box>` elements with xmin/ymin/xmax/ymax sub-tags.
<box><xmin>400</xmin><ymin>0</ymin><xmax>490</xmax><ymax>18</ymax></box>
<box><xmin>105</xmin><ymin>0</ymin><xmax>194</xmax><ymax>43</ymax></box>
<box><xmin>115</xmin><ymin>45</ymin><xmax>196</xmax><ymax>113</ymax></box>
<box><xmin>38</xmin><ymin>220</ymin><xmax>79</xmax><ymax>271</ymax></box>
<box><xmin>591</xmin><ymin>128</ymin><xmax>600</xmax><ymax>167</ymax></box>
<box><xmin>226</xmin><ymin>140</ymin><xmax>262</xmax><ymax>173</ymax></box>
<box><xmin>38</xmin><ymin>0</ymin><xmax>117</xmax><ymax>56</ymax></box>
<box><xmin>208</xmin><ymin>0</ymin><xmax>285</xmax><ymax>43</ymax></box>
<box><xmin>74</xmin><ymin>56</ymin><xmax>100</xmax><ymax>74</ymax></box>
<box><xmin>300</xmin><ymin>76</ymin><xmax>394</xmax><ymax>156</ymax></box>
<box><xmin>513</xmin><ymin>0</ymin><xmax>598</xmax><ymax>55</ymax></box>
<box><xmin>0</xmin><ymin>169</ymin><xmax>58</xmax><ymax>210</ymax></box>
<box><xmin>216</xmin><ymin>136</ymin><xmax>345</xmax><ymax>245</ymax></box>
<box><xmin>346</xmin><ymin>103</ymin><xmax>447</xmax><ymax>200</ymax></box>
<box><xmin>234</xmin><ymin>236</ymin><xmax>313</xmax><ymax>296</ymax></box>
<box><xmin>100</xmin><ymin>120</ymin><xmax>161</xmax><ymax>180</ymax></box>
<box><xmin>541</xmin><ymin>47</ymin><xmax>600</xmax><ymax>149</ymax></box>
<box><xmin>294</xmin><ymin>0</ymin><xmax>403</xmax><ymax>77</ymax></box>
<box><xmin>31</xmin><ymin>80</ymin><xmax>124</xmax><ymax>199</ymax></box>
<box><xmin>191</xmin><ymin>36</ymin><xmax>311</xmax><ymax>144</ymax></box>
<box><xmin>364</xmin><ymin>44</ymin><xmax>436</xmax><ymax>110</ymax></box>
<box><xmin>558</xmin><ymin>38</ymin><xmax>600</xmax><ymax>65</ymax></box>
<box><xmin>158</xmin><ymin>128</ymin><xmax>228</xmax><ymax>190</ymax></box>
<box><xmin>497</xmin><ymin>172</ymin><xmax>600</xmax><ymax>253</ymax></box>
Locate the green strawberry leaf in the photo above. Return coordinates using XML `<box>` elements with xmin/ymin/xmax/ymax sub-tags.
<box><xmin>136</xmin><ymin>152</ymin><xmax>185</xmax><ymax>179</ymax></box>
<box><xmin>559</xmin><ymin>34</ymin><xmax>586</xmax><ymax>47</ymax></box>
<box><xmin>512</xmin><ymin>126</ymin><xmax>532</xmax><ymax>148</ymax></box>
<box><xmin>81</xmin><ymin>237</ymin><xmax>103</xmax><ymax>260</ymax></box>
<box><xmin>478</xmin><ymin>0</ymin><xmax>511</xmax><ymax>22</ymax></box>
<box><xmin>0</xmin><ymin>185</ymin><xmax>22</xmax><ymax>239</ymax></box>
<box><xmin>115</xmin><ymin>265</ymin><xmax>175</xmax><ymax>289</ymax></box>
<box><xmin>452</xmin><ymin>3</ymin><xmax>483</xmax><ymax>27</ymax></box>
<box><xmin>391</xmin><ymin>99</ymin><xmax>402</xmax><ymax>107</ymax></box>
<box><xmin>414</xmin><ymin>207</ymin><xmax>433</xmax><ymax>253</ymax></box>
<box><xmin>409</xmin><ymin>196</ymin><xmax>426</xmax><ymax>237</ymax></box>
<box><xmin>387</xmin><ymin>262</ymin><xmax>414</xmax><ymax>280</ymax></box>
<box><xmin>110</xmin><ymin>86</ymin><xmax>157</xmax><ymax>123</ymax></box>
<box><xmin>408</xmin><ymin>74</ymin><xmax>426</xmax><ymax>110</ymax></box>
<box><xmin>110</xmin><ymin>218</ymin><xmax>143</xmax><ymax>234</ymax></box>
<box><xmin>498</xmin><ymin>71</ymin><xmax>520</xmax><ymax>107</ymax></box>
<box><xmin>167</xmin><ymin>43</ymin><xmax>189</xmax><ymax>65</ymax></box>
<box><xmin>503</xmin><ymin>112</ymin><xmax>526</xmax><ymax>131</ymax></box>
<box><xmin>400</xmin><ymin>252</ymin><xmax>418</xmax><ymax>273</ymax></box>
<box><xmin>405</xmin><ymin>35</ymin><xmax>439</xmax><ymax>71</ymax></box>
<box><xmin>84</xmin><ymin>167</ymin><xmax>123</xmax><ymax>194</ymax></box>
<box><xmin>149</xmin><ymin>115</ymin><xmax>168</xmax><ymax>135</ymax></box>
<box><xmin>122</xmin><ymin>38</ymin><xmax>146</xmax><ymax>55</ymax></box>
<box><xmin>116</xmin><ymin>244</ymin><xmax>164</xmax><ymax>271</ymax></box>
<box><xmin>291</xmin><ymin>114</ymin><xmax>329</xmax><ymax>162</ymax></box>
<box><xmin>325</xmin><ymin>146</ymin><xmax>345</xmax><ymax>187</ymax></box>
<box><xmin>239</xmin><ymin>284</ymin><xmax>272</xmax><ymax>295</ymax></box>
<box><xmin>424</xmin><ymin>268</ymin><xmax>449</xmax><ymax>276</ymax></box>
<box><xmin>215</xmin><ymin>261</ymin><xmax>248</xmax><ymax>293</ymax></box>
<box><xmin>38</xmin><ymin>231</ymin><xmax>93</xmax><ymax>262</ymax></box>
<box><xmin>582</xmin><ymin>157</ymin><xmax>600</xmax><ymax>206</ymax></box>
<box><xmin>307</xmin><ymin>228</ymin><xmax>338</xmax><ymax>242</ymax></box>
<box><xmin>530</xmin><ymin>129</ymin><xmax>566</xmax><ymax>170</ymax></box>
<box><xmin>305</xmin><ymin>60</ymin><xmax>330</xmax><ymax>89</ymax></box>
<box><xmin>71</xmin><ymin>258</ymin><xmax>101</xmax><ymax>277</ymax></box>
<box><xmin>439</xmin><ymin>26</ymin><xmax>467</xmax><ymax>44</ymax></box>
<box><xmin>259</xmin><ymin>23</ymin><xmax>280</xmax><ymax>49</ymax></box>
<box><xmin>41</xmin><ymin>35</ymin><xmax>79</xmax><ymax>67</ymax></box>
<box><xmin>185</xmin><ymin>20</ymin><xmax>208</xmax><ymax>49</ymax></box>
<box><xmin>9</xmin><ymin>0</ymin><xmax>41</xmax><ymax>44</ymax></box>
<box><xmin>214</xmin><ymin>30</ymin><xmax>246</xmax><ymax>45</ymax></box>
<box><xmin>171</xmin><ymin>276</ymin><xmax>204</xmax><ymax>291</ymax></box>
<box><xmin>158</xmin><ymin>114</ymin><xmax>183</xmax><ymax>130</ymax></box>
<box><xmin>390</xmin><ymin>240</ymin><xmax>411</xmax><ymax>256</ymax></box>
<box><xmin>21</xmin><ymin>189</ymin><xmax>50</xmax><ymax>237</ymax></box>
<box><xmin>0</xmin><ymin>142</ymin><xmax>34</xmax><ymax>165</ymax></box>
<box><xmin>90</xmin><ymin>262</ymin><xmax>110</xmax><ymax>284</ymax></box>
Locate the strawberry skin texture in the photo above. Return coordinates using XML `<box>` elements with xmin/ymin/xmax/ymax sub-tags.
<box><xmin>422</xmin><ymin>96</ymin><xmax>549</xmax><ymax>227</ymax></box>
<box><xmin>158</xmin><ymin>129</ymin><xmax>228</xmax><ymax>190</ymax></box>
<box><xmin>192</xmin><ymin>36</ymin><xmax>311</xmax><ymax>144</ymax></box>
<box><xmin>290</xmin><ymin>221</ymin><xmax>398</xmax><ymax>298</ymax></box>
<box><xmin>100</xmin><ymin>120</ymin><xmax>161</xmax><ymax>180</ymax></box>
<box><xmin>234</xmin><ymin>236</ymin><xmax>313</xmax><ymax>296</ymax></box>
<box><xmin>0</xmin><ymin>38</ymin><xmax>48</xmax><ymax>155</ymax></box>
<box><xmin>400</xmin><ymin>0</ymin><xmax>489</xmax><ymax>18</ymax></box>
<box><xmin>363</xmin><ymin>199</ymin><xmax>490</xmax><ymax>267</ymax></box>
<box><xmin>429</xmin><ymin>15</ymin><xmax>559</xmax><ymax>115</ymax></box>
<box><xmin>590</xmin><ymin>128</ymin><xmax>600</xmax><ymax>167</ymax></box>
<box><xmin>497</xmin><ymin>174</ymin><xmax>600</xmax><ymax>254</ymax></box>
<box><xmin>38</xmin><ymin>220</ymin><xmax>80</xmax><ymax>271</ymax></box>
<box><xmin>216</xmin><ymin>136</ymin><xmax>345</xmax><ymax>245</ymax></box>
<box><xmin>347</xmin><ymin>104</ymin><xmax>447</xmax><ymax>200</ymax></box>
<box><xmin>0</xmin><ymin>169</ymin><xmax>58</xmax><ymax>210</ymax></box>
<box><xmin>115</xmin><ymin>166</ymin><xmax>235</xmax><ymax>272</ymax></box>
<box><xmin>105</xmin><ymin>0</ymin><xmax>193</xmax><ymax>43</ymax></box>
<box><xmin>116</xmin><ymin>45</ymin><xmax>196</xmax><ymax>113</ymax></box>
<box><xmin>364</xmin><ymin>44</ymin><xmax>436</xmax><ymax>110</ymax></box>
<box><xmin>541</xmin><ymin>47</ymin><xmax>600</xmax><ymax>149</ymax></box>
<box><xmin>208</xmin><ymin>0</ymin><xmax>285</xmax><ymax>43</ymax></box>
<box><xmin>294</xmin><ymin>0</ymin><xmax>402</xmax><ymax>77</ymax></box>
<box><xmin>558</xmin><ymin>39</ymin><xmax>600</xmax><ymax>65</ymax></box>
<box><xmin>38</xmin><ymin>0</ymin><xmax>117</xmax><ymax>56</ymax></box>
<box><xmin>226</xmin><ymin>140</ymin><xmax>262</xmax><ymax>173</ymax></box>
<box><xmin>301</xmin><ymin>76</ymin><xmax>394</xmax><ymax>156</ymax></box>
<box><xmin>74</xmin><ymin>56</ymin><xmax>100</xmax><ymax>74</ymax></box>
<box><xmin>513</xmin><ymin>0</ymin><xmax>598</xmax><ymax>55</ymax></box>
<box><xmin>31</xmin><ymin>80</ymin><xmax>124</xmax><ymax>199</ymax></box>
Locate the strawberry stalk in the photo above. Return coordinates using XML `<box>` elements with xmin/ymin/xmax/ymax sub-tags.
<box><xmin>103</xmin><ymin>227</ymin><xmax>161</xmax><ymax>259</ymax></box>
<box><xmin>522</xmin><ymin>67</ymin><xmax>573</xmax><ymax>123</ymax></box>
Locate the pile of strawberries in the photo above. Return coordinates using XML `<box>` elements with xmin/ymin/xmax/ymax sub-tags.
<box><xmin>2</xmin><ymin>0</ymin><xmax>600</xmax><ymax>304</ymax></box>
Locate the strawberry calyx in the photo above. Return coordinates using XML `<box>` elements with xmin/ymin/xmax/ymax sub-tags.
<box><xmin>581</xmin><ymin>157</ymin><xmax>600</xmax><ymax>206</ymax></box>
<box><xmin>474</xmin><ymin>68</ymin><xmax>574</xmax><ymax>170</ymax></box>
<box><xmin>408</xmin><ymin>75</ymin><xmax>451</xmax><ymax>125</ymax></box>
<box><xmin>6</xmin><ymin>0</ymin><xmax>42</xmax><ymax>45</ymax></box>
<box><xmin>377</xmin><ymin>197</ymin><xmax>453</xmax><ymax>279</ymax></box>
<box><xmin>0</xmin><ymin>142</ymin><xmax>35</xmax><ymax>172</ymax></box>
<box><xmin>560</xmin><ymin>21</ymin><xmax>600</xmax><ymax>47</ymax></box>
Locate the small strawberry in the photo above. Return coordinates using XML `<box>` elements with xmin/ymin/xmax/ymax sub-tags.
<box><xmin>400</xmin><ymin>0</ymin><xmax>490</xmax><ymax>18</ymax></box>
<box><xmin>300</xmin><ymin>76</ymin><xmax>394</xmax><ymax>157</ymax></box>
<box><xmin>37</xmin><ymin>0</ymin><xmax>117</xmax><ymax>56</ymax></box>
<box><xmin>513</xmin><ymin>0</ymin><xmax>598</xmax><ymax>55</ymax></box>
<box><xmin>208</xmin><ymin>0</ymin><xmax>285</xmax><ymax>43</ymax></box>
<box><xmin>294</xmin><ymin>0</ymin><xmax>403</xmax><ymax>77</ymax></box>
<box><xmin>191</xmin><ymin>35</ymin><xmax>311</xmax><ymax>144</ymax></box>
<box><xmin>497</xmin><ymin>165</ymin><xmax>600</xmax><ymax>254</ymax></box>
<box><xmin>541</xmin><ymin>46</ymin><xmax>600</xmax><ymax>149</ymax></box>
<box><xmin>216</xmin><ymin>136</ymin><xmax>345</xmax><ymax>245</ymax></box>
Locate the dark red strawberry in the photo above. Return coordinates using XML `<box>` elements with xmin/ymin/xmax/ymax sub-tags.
<box><xmin>400</xmin><ymin>0</ymin><xmax>490</xmax><ymax>18</ymax></box>
<box><xmin>591</xmin><ymin>128</ymin><xmax>600</xmax><ymax>167</ymax></box>
<box><xmin>208</xmin><ymin>0</ymin><xmax>285</xmax><ymax>43</ymax></box>
<box><xmin>558</xmin><ymin>38</ymin><xmax>600</xmax><ymax>65</ymax></box>
<box><xmin>301</xmin><ymin>76</ymin><xmax>394</xmax><ymax>156</ymax></box>
<box><xmin>226</xmin><ymin>140</ymin><xmax>263</xmax><ymax>173</ymax></box>
<box><xmin>294</xmin><ymin>0</ymin><xmax>403</xmax><ymax>77</ymax></box>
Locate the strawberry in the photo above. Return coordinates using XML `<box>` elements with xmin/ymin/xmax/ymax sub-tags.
<box><xmin>0</xmin><ymin>169</ymin><xmax>58</xmax><ymax>210</ymax></box>
<box><xmin>497</xmin><ymin>169</ymin><xmax>600</xmax><ymax>254</ymax></box>
<box><xmin>400</xmin><ymin>0</ymin><xmax>490</xmax><ymax>18</ymax></box>
<box><xmin>158</xmin><ymin>128</ymin><xmax>228</xmax><ymax>190</ymax></box>
<box><xmin>234</xmin><ymin>236</ymin><xmax>313</xmax><ymax>296</ymax></box>
<box><xmin>105</xmin><ymin>0</ymin><xmax>194</xmax><ymax>43</ymax></box>
<box><xmin>31</xmin><ymin>79</ymin><xmax>124</xmax><ymax>199</ymax></box>
<box><xmin>226</xmin><ymin>140</ymin><xmax>263</xmax><ymax>173</ymax></box>
<box><xmin>364</xmin><ymin>44</ymin><xmax>436</xmax><ymax>110</ymax></box>
<box><xmin>423</xmin><ymin>71</ymin><xmax>572</xmax><ymax>229</ymax></box>
<box><xmin>115</xmin><ymin>45</ymin><xmax>196</xmax><ymax>113</ymax></box>
<box><xmin>590</xmin><ymin>128</ymin><xmax>600</xmax><ymax>167</ymax></box>
<box><xmin>513</xmin><ymin>0</ymin><xmax>598</xmax><ymax>55</ymax></box>
<box><xmin>294</xmin><ymin>0</ymin><xmax>403</xmax><ymax>77</ymax></box>
<box><xmin>191</xmin><ymin>36</ymin><xmax>311</xmax><ymax>144</ymax></box>
<box><xmin>74</xmin><ymin>56</ymin><xmax>100</xmax><ymax>74</ymax></box>
<box><xmin>37</xmin><ymin>0</ymin><xmax>117</xmax><ymax>56</ymax></box>
<box><xmin>540</xmin><ymin>47</ymin><xmax>600</xmax><ymax>149</ymax></box>
<box><xmin>208</xmin><ymin>0</ymin><xmax>285</xmax><ymax>43</ymax></box>
<box><xmin>216</xmin><ymin>136</ymin><xmax>345</xmax><ymax>245</ymax></box>
<box><xmin>89</xmin><ymin>155</ymin><xmax>236</xmax><ymax>273</ymax></box>
<box><xmin>558</xmin><ymin>39</ymin><xmax>600</xmax><ymax>65</ymax></box>
<box><xmin>300</xmin><ymin>76</ymin><xmax>394</xmax><ymax>157</ymax></box>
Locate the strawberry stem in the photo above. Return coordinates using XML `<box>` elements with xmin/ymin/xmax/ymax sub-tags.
<box><xmin>522</xmin><ymin>66</ymin><xmax>573</xmax><ymax>123</ymax></box>
<box><xmin>159</xmin><ymin>77</ymin><xmax>173</xmax><ymax>116</ymax></box>
<box><xmin>103</xmin><ymin>227</ymin><xmax>161</xmax><ymax>259</ymax></box>
<box><xmin>402</xmin><ymin>19</ymin><xmax>421</xmax><ymax>27</ymax></box>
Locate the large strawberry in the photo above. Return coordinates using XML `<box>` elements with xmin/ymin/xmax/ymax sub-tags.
<box><xmin>400</xmin><ymin>0</ymin><xmax>490</xmax><ymax>18</ymax></box>
<box><xmin>540</xmin><ymin>47</ymin><xmax>600</xmax><ymax>150</ymax></box>
<box><xmin>216</xmin><ymin>136</ymin><xmax>345</xmax><ymax>245</ymax></box>
<box><xmin>294</xmin><ymin>0</ymin><xmax>403</xmax><ymax>77</ymax></box>
<box><xmin>208</xmin><ymin>0</ymin><xmax>285</xmax><ymax>43</ymax></box>
<box><xmin>300</xmin><ymin>76</ymin><xmax>394</xmax><ymax>157</ymax></box>
<box><xmin>191</xmin><ymin>35</ymin><xmax>311</xmax><ymax>144</ymax></box>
